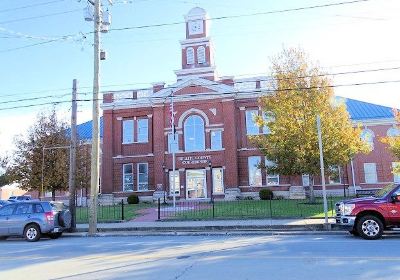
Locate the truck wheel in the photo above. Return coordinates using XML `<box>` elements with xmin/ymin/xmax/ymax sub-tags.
<box><xmin>48</xmin><ymin>232</ymin><xmax>62</xmax><ymax>239</ymax></box>
<box><xmin>356</xmin><ymin>215</ymin><xmax>383</xmax><ymax>240</ymax></box>
<box><xmin>24</xmin><ymin>224</ymin><xmax>41</xmax><ymax>242</ymax></box>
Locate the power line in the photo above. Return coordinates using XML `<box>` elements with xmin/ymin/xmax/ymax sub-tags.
<box><xmin>107</xmin><ymin>0</ymin><xmax>372</xmax><ymax>33</ymax></box>
<box><xmin>0</xmin><ymin>78</ymin><xmax>399</xmax><ymax>111</ymax></box>
<box><xmin>0</xmin><ymin>0</ymin><xmax>66</xmax><ymax>13</ymax></box>
<box><xmin>1</xmin><ymin>64</ymin><xmax>400</xmax><ymax>102</ymax></box>
<box><xmin>0</xmin><ymin>9</ymin><xmax>81</xmax><ymax>25</ymax></box>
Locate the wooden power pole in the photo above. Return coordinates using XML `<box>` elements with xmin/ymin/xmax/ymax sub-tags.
<box><xmin>89</xmin><ymin>0</ymin><xmax>101</xmax><ymax>235</ymax></box>
<box><xmin>68</xmin><ymin>79</ymin><xmax>78</xmax><ymax>232</ymax></box>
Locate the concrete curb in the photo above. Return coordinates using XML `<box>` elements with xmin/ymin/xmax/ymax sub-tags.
<box><xmin>64</xmin><ymin>230</ymin><xmax>348</xmax><ymax>238</ymax></box>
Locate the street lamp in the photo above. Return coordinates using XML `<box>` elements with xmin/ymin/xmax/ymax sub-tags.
<box><xmin>162</xmin><ymin>163</ymin><xmax>167</xmax><ymax>204</ymax></box>
<box><xmin>209</xmin><ymin>161</ymin><xmax>213</xmax><ymax>203</ymax></box>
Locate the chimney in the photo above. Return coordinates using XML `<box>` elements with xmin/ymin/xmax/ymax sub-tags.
<box><xmin>219</xmin><ymin>76</ymin><xmax>234</xmax><ymax>86</ymax></box>
<box><xmin>152</xmin><ymin>82</ymin><xmax>166</xmax><ymax>93</ymax></box>
<box><xmin>103</xmin><ymin>92</ymin><xmax>114</xmax><ymax>103</ymax></box>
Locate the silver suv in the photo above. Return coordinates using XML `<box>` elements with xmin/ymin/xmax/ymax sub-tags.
<box><xmin>0</xmin><ymin>201</ymin><xmax>71</xmax><ymax>242</ymax></box>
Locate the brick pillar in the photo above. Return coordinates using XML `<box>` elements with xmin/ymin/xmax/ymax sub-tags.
<box><xmin>222</xmin><ymin>100</ymin><xmax>239</xmax><ymax>188</ymax></box>
<box><xmin>153</xmin><ymin>106</ymin><xmax>165</xmax><ymax>187</ymax></box>
<box><xmin>101</xmin><ymin>111</ymin><xmax>114</xmax><ymax>193</ymax></box>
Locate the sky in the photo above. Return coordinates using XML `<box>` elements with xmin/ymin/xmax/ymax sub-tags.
<box><xmin>0</xmin><ymin>0</ymin><xmax>399</xmax><ymax>157</ymax></box>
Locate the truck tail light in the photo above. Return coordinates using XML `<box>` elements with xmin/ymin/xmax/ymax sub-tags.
<box><xmin>45</xmin><ymin>211</ymin><xmax>54</xmax><ymax>223</ymax></box>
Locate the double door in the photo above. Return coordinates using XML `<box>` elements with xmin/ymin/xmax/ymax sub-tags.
<box><xmin>186</xmin><ymin>169</ymin><xmax>207</xmax><ymax>199</ymax></box>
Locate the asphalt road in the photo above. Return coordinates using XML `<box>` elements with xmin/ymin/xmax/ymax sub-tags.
<box><xmin>1</xmin><ymin>234</ymin><xmax>399</xmax><ymax>280</ymax></box>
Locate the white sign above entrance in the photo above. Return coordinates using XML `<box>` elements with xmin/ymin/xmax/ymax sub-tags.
<box><xmin>178</xmin><ymin>155</ymin><xmax>211</xmax><ymax>165</ymax></box>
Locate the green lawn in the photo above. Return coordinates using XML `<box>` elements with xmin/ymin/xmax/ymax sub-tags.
<box><xmin>164</xmin><ymin>197</ymin><xmax>344</xmax><ymax>220</ymax></box>
<box><xmin>75</xmin><ymin>203</ymin><xmax>153</xmax><ymax>223</ymax></box>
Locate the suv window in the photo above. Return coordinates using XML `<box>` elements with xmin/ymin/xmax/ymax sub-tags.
<box><xmin>34</xmin><ymin>204</ymin><xmax>45</xmax><ymax>213</ymax></box>
<box><xmin>0</xmin><ymin>205</ymin><xmax>15</xmax><ymax>216</ymax></box>
<box><xmin>15</xmin><ymin>204</ymin><xmax>33</xmax><ymax>215</ymax></box>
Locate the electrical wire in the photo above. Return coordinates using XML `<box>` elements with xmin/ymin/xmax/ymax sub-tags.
<box><xmin>0</xmin><ymin>0</ymin><xmax>66</xmax><ymax>13</ymax></box>
<box><xmin>1</xmin><ymin>64</ymin><xmax>400</xmax><ymax>102</ymax></box>
<box><xmin>0</xmin><ymin>9</ymin><xmax>82</xmax><ymax>25</ymax></box>
<box><xmin>1</xmin><ymin>78</ymin><xmax>399</xmax><ymax>111</ymax></box>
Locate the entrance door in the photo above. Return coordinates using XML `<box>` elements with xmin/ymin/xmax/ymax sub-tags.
<box><xmin>186</xmin><ymin>169</ymin><xmax>207</xmax><ymax>199</ymax></box>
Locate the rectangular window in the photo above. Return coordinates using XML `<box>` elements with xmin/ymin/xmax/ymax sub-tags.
<box><xmin>212</xmin><ymin>168</ymin><xmax>224</xmax><ymax>194</ymax></box>
<box><xmin>392</xmin><ymin>162</ymin><xmax>400</xmax><ymax>183</ymax></box>
<box><xmin>137</xmin><ymin>119</ymin><xmax>149</xmax><ymax>143</ymax></box>
<box><xmin>302</xmin><ymin>174</ymin><xmax>310</xmax><ymax>187</ymax></box>
<box><xmin>364</xmin><ymin>163</ymin><xmax>378</xmax><ymax>184</ymax></box>
<box><xmin>211</xmin><ymin>130</ymin><xmax>222</xmax><ymax>150</ymax></box>
<box><xmin>122</xmin><ymin>120</ymin><xmax>134</xmax><ymax>144</ymax></box>
<box><xmin>246</xmin><ymin>110</ymin><xmax>259</xmax><ymax>135</ymax></box>
<box><xmin>262</xmin><ymin>112</ymin><xmax>271</xmax><ymax>134</ymax></box>
<box><xmin>168</xmin><ymin>133</ymin><xmax>179</xmax><ymax>153</ymax></box>
<box><xmin>328</xmin><ymin>166</ymin><xmax>341</xmax><ymax>184</ymax></box>
<box><xmin>169</xmin><ymin>171</ymin><xmax>180</xmax><ymax>196</ymax></box>
<box><xmin>137</xmin><ymin>163</ymin><xmax>149</xmax><ymax>191</ymax></box>
<box><xmin>123</xmin><ymin>164</ymin><xmax>134</xmax><ymax>191</ymax></box>
<box><xmin>248</xmin><ymin>156</ymin><xmax>262</xmax><ymax>186</ymax></box>
<box><xmin>265</xmin><ymin>158</ymin><xmax>279</xmax><ymax>186</ymax></box>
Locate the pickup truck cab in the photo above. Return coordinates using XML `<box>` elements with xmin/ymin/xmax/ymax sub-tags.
<box><xmin>336</xmin><ymin>183</ymin><xmax>400</xmax><ymax>239</ymax></box>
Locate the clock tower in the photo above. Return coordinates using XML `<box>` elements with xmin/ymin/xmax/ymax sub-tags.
<box><xmin>175</xmin><ymin>7</ymin><xmax>216</xmax><ymax>81</ymax></box>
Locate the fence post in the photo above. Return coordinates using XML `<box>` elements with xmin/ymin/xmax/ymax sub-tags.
<box><xmin>269</xmin><ymin>196</ymin><xmax>273</xmax><ymax>219</ymax></box>
<box><xmin>330</xmin><ymin>197</ymin><xmax>334</xmax><ymax>217</ymax></box>
<box><xmin>121</xmin><ymin>199</ymin><xmax>124</xmax><ymax>221</ymax></box>
<box><xmin>212</xmin><ymin>198</ymin><xmax>215</xmax><ymax>219</ymax></box>
<box><xmin>158</xmin><ymin>198</ymin><xmax>161</xmax><ymax>221</ymax></box>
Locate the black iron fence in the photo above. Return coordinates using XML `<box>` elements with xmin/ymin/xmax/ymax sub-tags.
<box><xmin>75</xmin><ymin>199</ymin><xmax>125</xmax><ymax>223</ymax></box>
<box><xmin>157</xmin><ymin>197</ymin><xmax>339</xmax><ymax>220</ymax></box>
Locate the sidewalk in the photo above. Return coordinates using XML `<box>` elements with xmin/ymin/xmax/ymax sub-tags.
<box><xmin>68</xmin><ymin>218</ymin><xmax>342</xmax><ymax>236</ymax></box>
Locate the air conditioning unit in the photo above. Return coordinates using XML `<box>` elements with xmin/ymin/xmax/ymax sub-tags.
<box><xmin>84</xmin><ymin>4</ymin><xmax>94</xmax><ymax>21</ymax></box>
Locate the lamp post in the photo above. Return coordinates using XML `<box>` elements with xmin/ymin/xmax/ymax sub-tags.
<box><xmin>162</xmin><ymin>163</ymin><xmax>166</xmax><ymax>204</ymax></box>
<box><xmin>209</xmin><ymin>161</ymin><xmax>213</xmax><ymax>203</ymax></box>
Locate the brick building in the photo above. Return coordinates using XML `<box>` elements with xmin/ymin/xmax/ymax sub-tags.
<box><xmin>86</xmin><ymin>7</ymin><xmax>400</xmax><ymax>201</ymax></box>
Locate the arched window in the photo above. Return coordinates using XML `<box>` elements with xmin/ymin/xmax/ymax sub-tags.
<box><xmin>197</xmin><ymin>46</ymin><xmax>206</xmax><ymax>64</ymax></box>
<box><xmin>387</xmin><ymin>127</ymin><xmax>400</xmax><ymax>137</ymax></box>
<box><xmin>361</xmin><ymin>129</ymin><xmax>375</xmax><ymax>150</ymax></box>
<box><xmin>186</xmin><ymin>47</ymin><xmax>194</xmax><ymax>65</ymax></box>
<box><xmin>184</xmin><ymin>115</ymin><xmax>205</xmax><ymax>152</ymax></box>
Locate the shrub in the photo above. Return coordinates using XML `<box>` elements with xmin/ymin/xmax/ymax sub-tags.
<box><xmin>127</xmin><ymin>194</ymin><xmax>139</xmax><ymax>204</ymax></box>
<box><xmin>259</xmin><ymin>189</ymin><xmax>273</xmax><ymax>200</ymax></box>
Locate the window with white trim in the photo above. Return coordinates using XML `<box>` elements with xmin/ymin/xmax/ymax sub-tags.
<box><xmin>212</xmin><ymin>168</ymin><xmax>224</xmax><ymax>193</ymax></box>
<box><xmin>392</xmin><ymin>162</ymin><xmax>400</xmax><ymax>183</ymax></box>
<box><xmin>211</xmin><ymin>130</ymin><xmax>222</xmax><ymax>150</ymax></box>
<box><xmin>262</xmin><ymin>112</ymin><xmax>271</xmax><ymax>134</ymax></box>
<box><xmin>184</xmin><ymin>115</ymin><xmax>205</xmax><ymax>152</ymax></box>
<box><xmin>246</xmin><ymin>110</ymin><xmax>259</xmax><ymax>135</ymax></box>
<box><xmin>137</xmin><ymin>119</ymin><xmax>148</xmax><ymax>143</ymax></box>
<box><xmin>302</xmin><ymin>174</ymin><xmax>310</xmax><ymax>186</ymax></box>
<box><xmin>137</xmin><ymin>163</ymin><xmax>149</xmax><ymax>191</ymax></box>
<box><xmin>168</xmin><ymin>133</ymin><xmax>179</xmax><ymax>153</ymax></box>
<box><xmin>123</xmin><ymin>164</ymin><xmax>134</xmax><ymax>191</ymax></box>
<box><xmin>197</xmin><ymin>46</ymin><xmax>206</xmax><ymax>64</ymax></box>
<box><xmin>364</xmin><ymin>163</ymin><xmax>378</xmax><ymax>184</ymax></box>
<box><xmin>169</xmin><ymin>171</ymin><xmax>180</xmax><ymax>196</ymax></box>
<box><xmin>186</xmin><ymin>47</ymin><xmax>194</xmax><ymax>65</ymax></box>
<box><xmin>387</xmin><ymin>127</ymin><xmax>400</xmax><ymax>137</ymax></box>
<box><xmin>327</xmin><ymin>166</ymin><xmax>341</xmax><ymax>184</ymax></box>
<box><xmin>122</xmin><ymin>120</ymin><xmax>134</xmax><ymax>144</ymax></box>
<box><xmin>361</xmin><ymin>129</ymin><xmax>374</xmax><ymax>150</ymax></box>
<box><xmin>248</xmin><ymin>156</ymin><xmax>262</xmax><ymax>186</ymax></box>
<box><xmin>265</xmin><ymin>158</ymin><xmax>279</xmax><ymax>186</ymax></box>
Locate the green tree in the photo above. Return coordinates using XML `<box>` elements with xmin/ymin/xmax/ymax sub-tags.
<box><xmin>6</xmin><ymin>110</ymin><xmax>69</xmax><ymax>200</ymax></box>
<box><xmin>252</xmin><ymin>48</ymin><xmax>369</xmax><ymax>203</ymax></box>
<box><xmin>381</xmin><ymin>109</ymin><xmax>400</xmax><ymax>175</ymax></box>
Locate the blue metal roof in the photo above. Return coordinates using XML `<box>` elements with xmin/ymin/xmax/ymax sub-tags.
<box><xmin>75</xmin><ymin>98</ymin><xmax>394</xmax><ymax>140</ymax></box>
<box><xmin>338</xmin><ymin>97</ymin><xmax>394</xmax><ymax>121</ymax></box>
<box><xmin>77</xmin><ymin>117</ymin><xmax>103</xmax><ymax>140</ymax></box>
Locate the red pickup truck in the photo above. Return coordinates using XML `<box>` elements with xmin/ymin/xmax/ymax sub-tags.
<box><xmin>335</xmin><ymin>183</ymin><xmax>400</xmax><ymax>239</ymax></box>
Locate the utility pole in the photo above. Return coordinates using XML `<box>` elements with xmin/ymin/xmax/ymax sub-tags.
<box><xmin>170</xmin><ymin>91</ymin><xmax>176</xmax><ymax>209</ymax></box>
<box><xmin>317</xmin><ymin>115</ymin><xmax>329</xmax><ymax>227</ymax></box>
<box><xmin>88</xmin><ymin>0</ymin><xmax>101</xmax><ymax>235</ymax></box>
<box><xmin>68</xmin><ymin>79</ymin><xmax>78</xmax><ymax>232</ymax></box>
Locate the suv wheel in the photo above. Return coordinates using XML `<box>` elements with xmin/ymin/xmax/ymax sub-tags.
<box><xmin>24</xmin><ymin>224</ymin><xmax>41</xmax><ymax>242</ymax></box>
<box><xmin>356</xmin><ymin>215</ymin><xmax>384</xmax><ymax>240</ymax></box>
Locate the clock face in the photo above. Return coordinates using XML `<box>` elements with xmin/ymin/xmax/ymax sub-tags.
<box><xmin>188</xmin><ymin>20</ymin><xmax>203</xmax><ymax>35</ymax></box>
